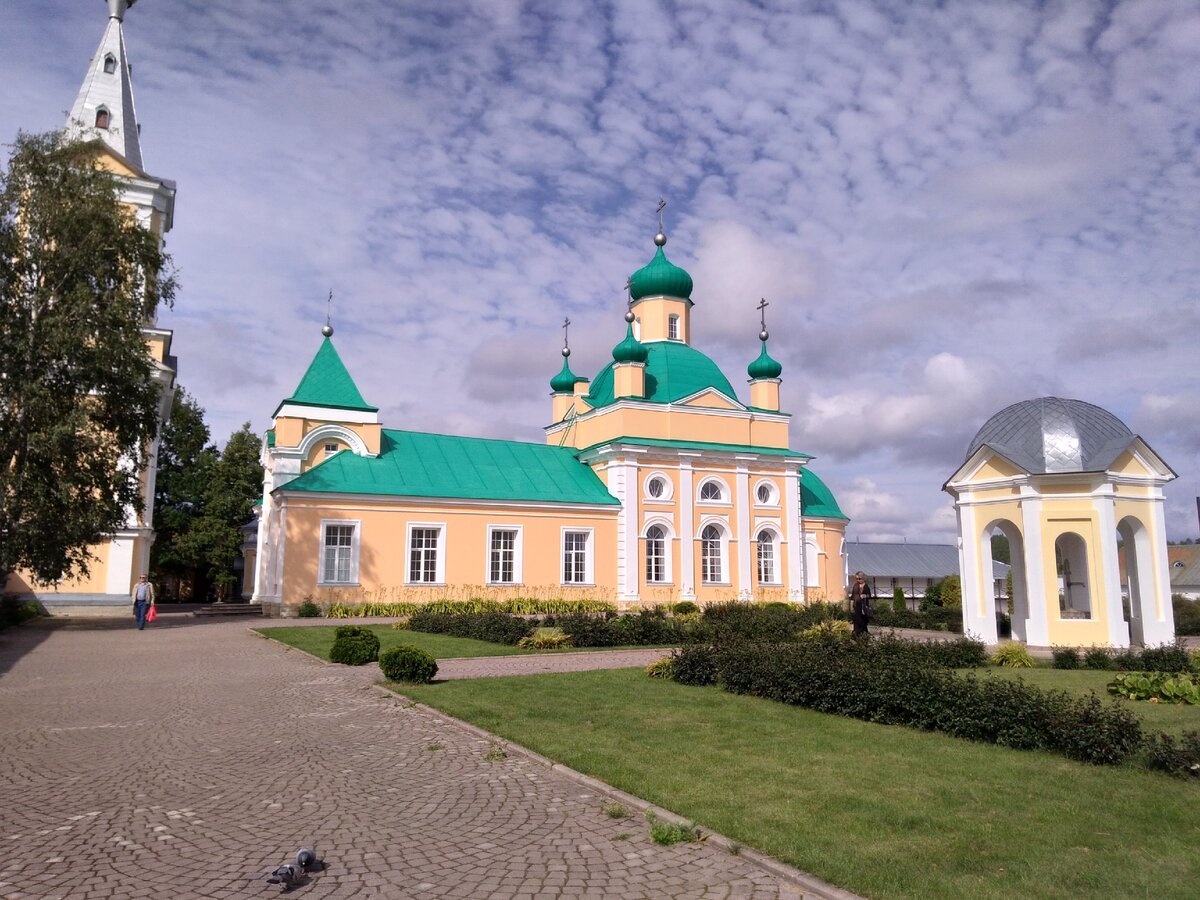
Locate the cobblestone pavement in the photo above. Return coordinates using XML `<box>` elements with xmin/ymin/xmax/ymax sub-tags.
<box><xmin>0</xmin><ymin>616</ymin><xmax>842</xmax><ymax>900</ymax></box>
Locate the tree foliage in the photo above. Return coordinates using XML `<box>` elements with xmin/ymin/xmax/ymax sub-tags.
<box><xmin>0</xmin><ymin>131</ymin><xmax>175</xmax><ymax>582</ymax></box>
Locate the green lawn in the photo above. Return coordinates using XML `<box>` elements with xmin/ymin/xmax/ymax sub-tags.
<box><xmin>257</xmin><ymin>625</ymin><xmax>529</xmax><ymax>660</ymax></box>
<box><xmin>398</xmin><ymin>668</ymin><xmax>1199</xmax><ymax>900</ymax></box>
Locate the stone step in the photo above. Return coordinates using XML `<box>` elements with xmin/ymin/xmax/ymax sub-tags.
<box><xmin>193</xmin><ymin>603</ymin><xmax>263</xmax><ymax>617</ymax></box>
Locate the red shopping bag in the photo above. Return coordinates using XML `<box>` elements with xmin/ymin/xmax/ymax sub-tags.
<box><xmin>146</xmin><ymin>605</ymin><xmax>158</xmax><ymax>623</ymax></box>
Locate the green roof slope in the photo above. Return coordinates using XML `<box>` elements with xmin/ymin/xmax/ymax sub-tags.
<box><xmin>585</xmin><ymin>341</ymin><xmax>738</xmax><ymax>408</ymax></box>
<box><xmin>276</xmin><ymin>337</ymin><xmax>378</xmax><ymax>414</ymax></box>
<box><xmin>801</xmin><ymin>469</ymin><xmax>847</xmax><ymax>520</ymax></box>
<box><xmin>279</xmin><ymin>429</ymin><xmax>620</xmax><ymax>506</ymax></box>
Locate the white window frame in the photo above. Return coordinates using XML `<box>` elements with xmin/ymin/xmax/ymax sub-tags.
<box><xmin>486</xmin><ymin>524</ymin><xmax>523</xmax><ymax>585</ymax></box>
<box><xmin>697</xmin><ymin>476</ymin><xmax>729</xmax><ymax>504</ymax></box>
<box><xmin>405</xmin><ymin>522</ymin><xmax>446</xmax><ymax>585</ymax></box>
<box><xmin>699</xmin><ymin>521</ymin><xmax>729</xmax><ymax>585</ymax></box>
<box><xmin>323</xmin><ymin>441</ymin><xmax>340</xmax><ymax>459</ymax></box>
<box><xmin>561</xmin><ymin>527</ymin><xmax>594</xmax><ymax>586</ymax></box>
<box><xmin>753</xmin><ymin>479</ymin><xmax>779</xmax><ymax>507</ymax></box>
<box><xmin>318</xmin><ymin>519</ymin><xmax>360</xmax><ymax>585</ymax></box>
<box><xmin>668</xmin><ymin>314</ymin><xmax>680</xmax><ymax>340</ymax></box>
<box><xmin>642</xmin><ymin>520</ymin><xmax>673</xmax><ymax>585</ymax></box>
<box><xmin>644</xmin><ymin>471</ymin><xmax>674</xmax><ymax>502</ymax></box>
<box><xmin>756</xmin><ymin>527</ymin><xmax>781</xmax><ymax>585</ymax></box>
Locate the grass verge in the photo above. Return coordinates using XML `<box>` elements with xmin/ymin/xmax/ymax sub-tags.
<box><xmin>398</xmin><ymin>668</ymin><xmax>1199</xmax><ymax>900</ymax></box>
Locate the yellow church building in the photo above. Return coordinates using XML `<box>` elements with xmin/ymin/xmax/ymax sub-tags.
<box><xmin>249</xmin><ymin>227</ymin><xmax>849</xmax><ymax>615</ymax></box>
<box><xmin>5</xmin><ymin>0</ymin><xmax>177</xmax><ymax>611</ymax></box>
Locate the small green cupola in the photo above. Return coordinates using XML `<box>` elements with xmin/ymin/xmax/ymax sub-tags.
<box><xmin>551</xmin><ymin>352</ymin><xmax>583</xmax><ymax>393</ymax></box>
<box><xmin>748</xmin><ymin>340</ymin><xmax>782</xmax><ymax>380</ymax></box>
<box><xmin>612</xmin><ymin>316</ymin><xmax>649</xmax><ymax>364</ymax></box>
<box><xmin>629</xmin><ymin>233</ymin><xmax>693</xmax><ymax>302</ymax></box>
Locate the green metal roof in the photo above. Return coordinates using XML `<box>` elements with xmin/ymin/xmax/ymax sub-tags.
<box><xmin>747</xmin><ymin>340</ymin><xmax>783</xmax><ymax>380</ymax></box>
<box><xmin>629</xmin><ymin>244</ymin><xmax>693</xmax><ymax>301</ymax></box>
<box><xmin>550</xmin><ymin>356</ymin><xmax>584</xmax><ymax>393</ymax></box>
<box><xmin>611</xmin><ymin>322</ymin><xmax>649</xmax><ymax>364</ymax></box>
<box><xmin>578</xmin><ymin>436</ymin><xmax>811</xmax><ymax>459</ymax></box>
<box><xmin>278</xmin><ymin>429</ymin><xmax>620</xmax><ymax>506</ymax></box>
<box><xmin>801</xmin><ymin>469</ymin><xmax>847</xmax><ymax>520</ymax></box>
<box><xmin>275</xmin><ymin>337</ymin><xmax>378</xmax><ymax>416</ymax></box>
<box><xmin>585</xmin><ymin>341</ymin><xmax>738</xmax><ymax>408</ymax></box>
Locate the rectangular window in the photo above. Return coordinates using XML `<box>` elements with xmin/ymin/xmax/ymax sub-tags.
<box><xmin>701</xmin><ymin>531</ymin><xmax>723</xmax><ymax>584</ymax></box>
<box><xmin>757</xmin><ymin>537</ymin><xmax>775</xmax><ymax>584</ymax></box>
<box><xmin>563</xmin><ymin>530</ymin><xmax>590</xmax><ymax>584</ymax></box>
<box><xmin>323</xmin><ymin>442</ymin><xmax>339</xmax><ymax>458</ymax></box>
<box><xmin>489</xmin><ymin>529</ymin><xmax>517</xmax><ymax>584</ymax></box>
<box><xmin>409</xmin><ymin>527</ymin><xmax>440</xmax><ymax>583</ymax></box>
<box><xmin>668</xmin><ymin>314</ymin><xmax>679</xmax><ymax>340</ymax></box>
<box><xmin>322</xmin><ymin>523</ymin><xmax>355</xmax><ymax>584</ymax></box>
<box><xmin>645</xmin><ymin>528</ymin><xmax>666</xmax><ymax>583</ymax></box>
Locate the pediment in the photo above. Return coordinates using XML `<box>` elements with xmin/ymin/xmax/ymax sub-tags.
<box><xmin>676</xmin><ymin>388</ymin><xmax>745</xmax><ymax>411</ymax></box>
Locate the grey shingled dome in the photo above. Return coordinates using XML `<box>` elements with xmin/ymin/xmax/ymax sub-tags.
<box><xmin>966</xmin><ymin>397</ymin><xmax>1134</xmax><ymax>474</ymax></box>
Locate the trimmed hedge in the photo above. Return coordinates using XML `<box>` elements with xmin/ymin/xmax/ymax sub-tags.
<box><xmin>671</xmin><ymin>636</ymin><xmax>1142</xmax><ymax>765</ymax></box>
<box><xmin>379</xmin><ymin>645</ymin><xmax>438</xmax><ymax>683</ymax></box>
<box><xmin>1173</xmin><ymin>595</ymin><xmax>1200</xmax><ymax>636</ymax></box>
<box><xmin>326</xmin><ymin>598</ymin><xmax>617</xmax><ymax>618</ymax></box>
<box><xmin>1144</xmin><ymin>730</ymin><xmax>1200</xmax><ymax>777</ymax></box>
<box><xmin>409</xmin><ymin>610</ymin><xmax>534</xmax><ymax>645</ymax></box>
<box><xmin>329</xmin><ymin>625</ymin><xmax>380</xmax><ymax>665</ymax></box>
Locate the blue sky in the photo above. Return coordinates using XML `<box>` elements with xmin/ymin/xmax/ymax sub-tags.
<box><xmin>4</xmin><ymin>0</ymin><xmax>1199</xmax><ymax>541</ymax></box>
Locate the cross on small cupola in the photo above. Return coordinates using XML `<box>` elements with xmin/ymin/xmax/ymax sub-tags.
<box><xmin>655</xmin><ymin>197</ymin><xmax>667</xmax><ymax>247</ymax></box>
<box><xmin>561</xmin><ymin>317</ymin><xmax>571</xmax><ymax>358</ymax></box>
<box><xmin>747</xmin><ymin>297</ymin><xmax>782</xmax><ymax>391</ymax></box>
<box><xmin>757</xmin><ymin>297</ymin><xmax>770</xmax><ymax>342</ymax></box>
<box><xmin>322</xmin><ymin>289</ymin><xmax>334</xmax><ymax>337</ymax></box>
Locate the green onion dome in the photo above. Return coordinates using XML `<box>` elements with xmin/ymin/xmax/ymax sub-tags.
<box><xmin>612</xmin><ymin>322</ymin><xmax>649</xmax><ymax>364</ymax></box>
<box><xmin>747</xmin><ymin>340</ymin><xmax>782</xmax><ymax>380</ymax></box>
<box><xmin>550</xmin><ymin>355</ymin><xmax>583</xmax><ymax>393</ymax></box>
<box><xmin>629</xmin><ymin>238</ymin><xmax>693</xmax><ymax>301</ymax></box>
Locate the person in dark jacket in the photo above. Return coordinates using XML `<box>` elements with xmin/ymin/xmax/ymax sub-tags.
<box><xmin>849</xmin><ymin>570</ymin><xmax>872</xmax><ymax>636</ymax></box>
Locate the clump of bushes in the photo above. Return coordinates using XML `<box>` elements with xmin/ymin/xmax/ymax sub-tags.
<box><xmin>556</xmin><ymin>610</ymin><xmax>691</xmax><ymax>647</ymax></box>
<box><xmin>644</xmin><ymin>657</ymin><xmax>675</xmax><ymax>679</ymax></box>
<box><xmin>0</xmin><ymin>595</ymin><xmax>43</xmax><ymax>629</ymax></box>
<box><xmin>296</xmin><ymin>596</ymin><xmax>322</xmax><ymax>618</ymax></box>
<box><xmin>379</xmin><ymin>645</ymin><xmax>437</xmax><ymax>683</ymax></box>
<box><xmin>326</xmin><ymin>598</ymin><xmax>617</xmax><ymax>618</ymax></box>
<box><xmin>991</xmin><ymin>643</ymin><xmax>1036</xmax><ymax>668</ymax></box>
<box><xmin>1143</xmin><ymin>730</ymin><xmax>1200</xmax><ymax>778</ymax></box>
<box><xmin>517</xmin><ymin>628</ymin><xmax>573</xmax><ymax>650</ymax></box>
<box><xmin>329</xmin><ymin>625</ymin><xmax>380</xmax><ymax>665</ymax></box>
<box><xmin>409</xmin><ymin>610</ymin><xmax>534</xmax><ymax>645</ymax></box>
<box><xmin>1053</xmin><ymin>642</ymin><xmax>1194</xmax><ymax>673</ymax></box>
<box><xmin>1172</xmin><ymin>595</ymin><xmax>1200</xmax><ymax>636</ymax></box>
<box><xmin>1083</xmin><ymin>647</ymin><xmax>1113</xmax><ymax>670</ymax></box>
<box><xmin>670</xmin><ymin>635</ymin><xmax>1142</xmax><ymax>765</ymax></box>
<box><xmin>672</xmin><ymin>601</ymin><xmax>699</xmax><ymax>615</ymax></box>
<box><xmin>1051</xmin><ymin>646</ymin><xmax>1080</xmax><ymax>669</ymax></box>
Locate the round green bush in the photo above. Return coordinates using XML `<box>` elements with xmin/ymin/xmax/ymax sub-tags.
<box><xmin>297</xmin><ymin>598</ymin><xmax>322</xmax><ymax>618</ymax></box>
<box><xmin>1051</xmin><ymin>646</ymin><xmax>1080</xmax><ymax>669</ymax></box>
<box><xmin>330</xmin><ymin>626</ymin><xmax>380</xmax><ymax>665</ymax></box>
<box><xmin>379</xmin><ymin>645</ymin><xmax>438</xmax><ymax>683</ymax></box>
<box><xmin>991</xmin><ymin>642</ymin><xmax>1035</xmax><ymax>668</ymax></box>
<box><xmin>1083</xmin><ymin>646</ymin><xmax>1114</xmax><ymax>670</ymax></box>
<box><xmin>672</xmin><ymin>601</ymin><xmax>700</xmax><ymax>616</ymax></box>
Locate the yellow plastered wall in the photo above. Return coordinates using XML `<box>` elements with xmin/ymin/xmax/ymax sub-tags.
<box><xmin>804</xmin><ymin>520</ymin><xmax>847</xmax><ymax>603</ymax></box>
<box><xmin>1040</xmin><ymin>506</ymin><xmax>1111</xmax><ymax>646</ymax></box>
<box><xmin>633</xmin><ymin>298</ymin><xmax>691</xmax><ymax>342</ymax></box>
<box><xmin>557</xmin><ymin>405</ymin><xmax>790</xmax><ymax>451</ymax></box>
<box><xmin>7</xmin><ymin>539</ymin><xmax>114</xmax><ymax>595</ymax></box>
<box><xmin>749</xmin><ymin>380</ymin><xmax>780</xmax><ymax>412</ymax></box>
<box><xmin>144</xmin><ymin>332</ymin><xmax>170</xmax><ymax>364</ymax></box>
<box><xmin>279</xmin><ymin>499</ymin><xmax>619</xmax><ymax>607</ymax></box>
<box><xmin>242</xmin><ymin>549</ymin><xmax>257</xmax><ymax>599</ymax></box>
<box><xmin>274</xmin><ymin>416</ymin><xmax>382</xmax><ymax>458</ymax></box>
<box><xmin>613</xmin><ymin>363</ymin><xmax>645</xmax><ymax>399</ymax></box>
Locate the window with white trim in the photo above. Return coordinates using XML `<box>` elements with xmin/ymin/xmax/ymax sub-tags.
<box><xmin>103</xmin><ymin>54</ymin><xmax>117</xmax><ymax>75</ymax></box>
<box><xmin>646</xmin><ymin>475</ymin><xmax>668</xmax><ymax>499</ymax></box>
<box><xmin>323</xmin><ymin>442</ymin><xmax>339</xmax><ymax>458</ymax></box>
<box><xmin>757</xmin><ymin>529</ymin><xmax>778</xmax><ymax>584</ymax></box>
<box><xmin>408</xmin><ymin>527</ymin><xmax>441</xmax><ymax>583</ymax></box>
<box><xmin>699</xmin><ymin>479</ymin><xmax>725</xmax><ymax>502</ymax></box>
<box><xmin>755</xmin><ymin>481</ymin><xmax>778</xmax><ymax>505</ymax></box>
<box><xmin>489</xmin><ymin>528</ymin><xmax>518</xmax><ymax>584</ymax></box>
<box><xmin>701</xmin><ymin>524</ymin><xmax>724</xmax><ymax>583</ymax></box>
<box><xmin>668</xmin><ymin>314</ymin><xmax>679</xmax><ymax>340</ymax></box>
<box><xmin>563</xmin><ymin>530</ymin><xmax>591</xmax><ymax>584</ymax></box>
<box><xmin>95</xmin><ymin>107</ymin><xmax>110</xmax><ymax>129</ymax></box>
<box><xmin>645</xmin><ymin>525</ymin><xmax>667</xmax><ymax>583</ymax></box>
<box><xmin>321</xmin><ymin>523</ymin><xmax>356</xmax><ymax>584</ymax></box>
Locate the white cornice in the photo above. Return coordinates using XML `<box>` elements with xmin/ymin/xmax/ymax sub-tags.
<box><xmin>275</xmin><ymin>492</ymin><xmax>623</xmax><ymax>515</ymax></box>
<box><xmin>275</xmin><ymin>403</ymin><xmax>380</xmax><ymax>424</ymax></box>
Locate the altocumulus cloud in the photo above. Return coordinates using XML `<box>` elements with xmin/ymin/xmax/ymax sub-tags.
<box><xmin>2</xmin><ymin>0</ymin><xmax>1198</xmax><ymax>540</ymax></box>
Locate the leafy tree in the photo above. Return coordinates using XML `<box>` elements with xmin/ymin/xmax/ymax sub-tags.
<box><xmin>199</xmin><ymin>424</ymin><xmax>262</xmax><ymax>599</ymax></box>
<box><xmin>939</xmin><ymin>574</ymin><xmax>962</xmax><ymax>610</ymax></box>
<box><xmin>990</xmin><ymin>533</ymin><xmax>1010</xmax><ymax>564</ymax></box>
<box><xmin>150</xmin><ymin>389</ymin><xmax>217</xmax><ymax>599</ymax></box>
<box><xmin>0</xmin><ymin>131</ymin><xmax>175</xmax><ymax>583</ymax></box>
<box><xmin>920</xmin><ymin>578</ymin><xmax>942</xmax><ymax>611</ymax></box>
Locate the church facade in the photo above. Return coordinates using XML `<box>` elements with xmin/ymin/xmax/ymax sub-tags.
<box><xmin>5</xmin><ymin>0</ymin><xmax>177</xmax><ymax>610</ymax></box>
<box><xmin>250</xmin><ymin>228</ymin><xmax>848</xmax><ymax>615</ymax></box>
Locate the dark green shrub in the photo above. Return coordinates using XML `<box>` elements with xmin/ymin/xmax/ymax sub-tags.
<box><xmin>409</xmin><ymin>610</ymin><xmax>534</xmax><ymax>645</ymax></box>
<box><xmin>1083</xmin><ymin>647</ymin><xmax>1113</xmax><ymax>670</ymax></box>
<box><xmin>1138</xmin><ymin>642</ymin><xmax>1193</xmax><ymax>673</ymax></box>
<box><xmin>927</xmin><ymin>637</ymin><xmax>988</xmax><ymax>668</ymax></box>
<box><xmin>379</xmin><ymin>645</ymin><xmax>438</xmax><ymax>683</ymax></box>
<box><xmin>1144</xmin><ymin>730</ymin><xmax>1200</xmax><ymax>778</ymax></box>
<box><xmin>0</xmin><ymin>595</ymin><xmax>43</xmax><ymax>629</ymax></box>
<box><xmin>672</xmin><ymin>601</ymin><xmax>699</xmax><ymax>615</ymax></box>
<box><xmin>1172</xmin><ymin>595</ymin><xmax>1200</xmax><ymax>636</ymax></box>
<box><xmin>1051</xmin><ymin>646</ymin><xmax>1081</xmax><ymax>669</ymax></box>
<box><xmin>1112</xmin><ymin>648</ymin><xmax>1143</xmax><ymax>671</ymax></box>
<box><xmin>557</xmin><ymin>612</ymin><xmax>619</xmax><ymax>647</ymax></box>
<box><xmin>671</xmin><ymin>645</ymin><xmax>719</xmax><ymax>685</ymax></box>
<box><xmin>893</xmin><ymin>586</ymin><xmax>906</xmax><ymax>613</ymax></box>
<box><xmin>297</xmin><ymin>597</ymin><xmax>322</xmax><ymax>618</ymax></box>
<box><xmin>330</xmin><ymin>625</ymin><xmax>380</xmax><ymax>665</ymax></box>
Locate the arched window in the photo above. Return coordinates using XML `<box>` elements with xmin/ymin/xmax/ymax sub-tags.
<box><xmin>1055</xmin><ymin>532</ymin><xmax>1092</xmax><ymax>619</ymax></box>
<box><xmin>701</xmin><ymin>524</ymin><xmax>724</xmax><ymax>583</ymax></box>
<box><xmin>756</xmin><ymin>529</ymin><xmax>778</xmax><ymax>584</ymax></box>
<box><xmin>699</xmin><ymin>480</ymin><xmax>724</xmax><ymax>502</ymax></box>
<box><xmin>95</xmin><ymin>107</ymin><xmax>110</xmax><ymax>129</ymax></box>
<box><xmin>645</xmin><ymin>525</ymin><xmax>666</xmax><ymax>583</ymax></box>
<box><xmin>103</xmin><ymin>54</ymin><xmax>117</xmax><ymax>74</ymax></box>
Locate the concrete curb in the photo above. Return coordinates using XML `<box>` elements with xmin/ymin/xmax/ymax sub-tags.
<box><xmin>371</xmin><ymin>681</ymin><xmax>863</xmax><ymax>900</ymax></box>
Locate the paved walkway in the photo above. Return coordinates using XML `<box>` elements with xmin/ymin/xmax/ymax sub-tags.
<box><xmin>0</xmin><ymin>615</ymin><xmax>844</xmax><ymax>899</ymax></box>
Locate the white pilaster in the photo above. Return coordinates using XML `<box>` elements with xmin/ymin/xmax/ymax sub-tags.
<box><xmin>957</xmin><ymin>500</ymin><xmax>998</xmax><ymax>643</ymax></box>
<box><xmin>105</xmin><ymin>533</ymin><xmax>136</xmax><ymax>595</ymax></box>
<box><xmin>610</xmin><ymin>457</ymin><xmax>640</xmax><ymax>604</ymax></box>
<box><xmin>678</xmin><ymin>457</ymin><xmax>696</xmax><ymax>599</ymax></box>
<box><xmin>735</xmin><ymin>463</ymin><xmax>752</xmax><ymax>601</ymax></box>
<box><xmin>1096</xmin><ymin>492</ymin><xmax>1130</xmax><ymax>648</ymax></box>
<box><xmin>1145</xmin><ymin>498</ymin><xmax>1177</xmax><ymax>645</ymax></box>
<box><xmin>785</xmin><ymin>465</ymin><xmax>803</xmax><ymax>602</ymax></box>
